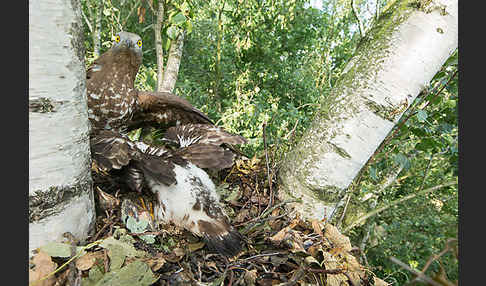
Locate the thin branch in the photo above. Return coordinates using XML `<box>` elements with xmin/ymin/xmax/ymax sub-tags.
<box><xmin>343</xmin><ymin>180</ymin><xmax>457</xmax><ymax>233</ymax></box>
<box><xmin>262</xmin><ymin>122</ymin><xmax>274</xmax><ymax>209</ymax></box>
<box><xmin>351</xmin><ymin>0</ymin><xmax>365</xmax><ymax>37</ymax></box>
<box><xmin>81</xmin><ymin>8</ymin><xmax>93</xmax><ymax>33</ymax></box>
<box><xmin>336</xmin><ymin>193</ymin><xmax>352</xmax><ymax>229</ymax></box>
<box><xmin>389</xmin><ymin>256</ymin><xmax>442</xmax><ymax>286</ymax></box>
<box><xmin>122</xmin><ymin>0</ymin><xmax>142</xmax><ymax>27</ymax></box>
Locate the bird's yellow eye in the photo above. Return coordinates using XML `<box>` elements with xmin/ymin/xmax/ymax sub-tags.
<box><xmin>114</xmin><ymin>35</ymin><xmax>120</xmax><ymax>43</ymax></box>
<box><xmin>137</xmin><ymin>40</ymin><xmax>142</xmax><ymax>47</ymax></box>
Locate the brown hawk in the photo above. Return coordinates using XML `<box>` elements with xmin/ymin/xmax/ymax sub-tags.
<box><xmin>87</xmin><ymin>32</ymin><xmax>245</xmax><ymax>256</ymax></box>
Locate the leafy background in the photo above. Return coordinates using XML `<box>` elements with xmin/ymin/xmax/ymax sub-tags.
<box><xmin>80</xmin><ymin>0</ymin><xmax>458</xmax><ymax>284</ymax></box>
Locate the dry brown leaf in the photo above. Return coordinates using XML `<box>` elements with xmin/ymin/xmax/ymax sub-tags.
<box><xmin>173</xmin><ymin>248</ymin><xmax>185</xmax><ymax>257</ymax></box>
<box><xmin>75</xmin><ymin>251</ymin><xmax>104</xmax><ymax>271</ymax></box>
<box><xmin>234</xmin><ymin>208</ymin><xmax>250</xmax><ymax>223</ymax></box>
<box><xmin>374</xmin><ymin>276</ymin><xmax>391</xmax><ymax>286</ymax></box>
<box><xmin>288</xmin><ymin>232</ymin><xmax>306</xmax><ymax>253</ymax></box>
<box><xmin>311</xmin><ymin>219</ymin><xmax>323</xmax><ymax>237</ymax></box>
<box><xmin>323</xmin><ymin>223</ymin><xmax>352</xmax><ymax>251</ymax></box>
<box><xmin>188</xmin><ymin>241</ymin><xmax>205</xmax><ymax>252</ymax></box>
<box><xmin>205</xmin><ymin>261</ymin><xmax>219</xmax><ymax>272</ymax></box>
<box><xmin>29</xmin><ymin>250</ymin><xmax>57</xmax><ymax>286</ymax></box>
<box><xmin>145</xmin><ymin>254</ymin><xmax>166</xmax><ymax>272</ymax></box>
<box><xmin>244</xmin><ymin>269</ymin><xmax>258</xmax><ymax>286</ymax></box>
<box><xmin>137</xmin><ymin>6</ymin><xmax>146</xmax><ymax>23</ymax></box>
<box><xmin>269</xmin><ymin>226</ymin><xmax>291</xmax><ymax>244</ymax></box>
<box><xmin>308</xmin><ymin>244</ymin><xmax>322</xmax><ymax>258</ymax></box>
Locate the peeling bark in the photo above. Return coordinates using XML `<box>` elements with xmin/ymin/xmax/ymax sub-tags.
<box><xmin>29</xmin><ymin>0</ymin><xmax>95</xmax><ymax>256</ymax></box>
<box><xmin>278</xmin><ymin>0</ymin><xmax>458</xmax><ymax>221</ymax></box>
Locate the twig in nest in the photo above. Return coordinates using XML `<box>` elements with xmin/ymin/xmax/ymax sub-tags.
<box><xmin>127</xmin><ymin>230</ymin><xmax>164</xmax><ymax>236</ymax></box>
<box><xmin>307</xmin><ymin>268</ymin><xmax>356</xmax><ymax>286</ymax></box>
<box><xmin>92</xmin><ymin>216</ymin><xmax>116</xmax><ymax>241</ymax></box>
<box><xmin>262</xmin><ymin>122</ymin><xmax>274</xmax><ymax>210</ymax></box>
<box><xmin>240</xmin><ymin>199</ymin><xmax>301</xmax><ymax>234</ymax></box>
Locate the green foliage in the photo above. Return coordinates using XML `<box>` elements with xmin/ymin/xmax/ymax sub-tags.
<box><xmin>80</xmin><ymin>0</ymin><xmax>458</xmax><ymax>284</ymax></box>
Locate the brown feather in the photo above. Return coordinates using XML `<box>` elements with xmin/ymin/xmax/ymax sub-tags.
<box><xmin>164</xmin><ymin>124</ymin><xmax>247</xmax><ymax>147</ymax></box>
<box><xmin>131</xmin><ymin>91</ymin><xmax>213</xmax><ymax>128</ymax></box>
<box><xmin>90</xmin><ymin>130</ymin><xmax>178</xmax><ymax>192</ymax></box>
<box><xmin>173</xmin><ymin>144</ymin><xmax>235</xmax><ymax>169</ymax></box>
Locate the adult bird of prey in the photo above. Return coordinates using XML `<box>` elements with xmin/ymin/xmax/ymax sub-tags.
<box><xmin>86</xmin><ymin>31</ymin><xmax>246</xmax><ymax>256</ymax></box>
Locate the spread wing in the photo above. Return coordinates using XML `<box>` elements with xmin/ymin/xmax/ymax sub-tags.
<box><xmin>90</xmin><ymin>130</ymin><xmax>178</xmax><ymax>192</ymax></box>
<box><xmin>164</xmin><ymin>124</ymin><xmax>247</xmax><ymax>147</ymax></box>
<box><xmin>131</xmin><ymin>91</ymin><xmax>213</xmax><ymax>129</ymax></box>
<box><xmin>173</xmin><ymin>143</ymin><xmax>236</xmax><ymax>170</ymax></box>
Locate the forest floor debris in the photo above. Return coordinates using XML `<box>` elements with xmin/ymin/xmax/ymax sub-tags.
<box><xmin>29</xmin><ymin>155</ymin><xmax>385</xmax><ymax>286</ymax></box>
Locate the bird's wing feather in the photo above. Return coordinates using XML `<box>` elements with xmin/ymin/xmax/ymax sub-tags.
<box><xmin>90</xmin><ymin>130</ymin><xmax>177</xmax><ymax>192</ymax></box>
<box><xmin>131</xmin><ymin>91</ymin><xmax>213</xmax><ymax>128</ymax></box>
<box><xmin>164</xmin><ymin>124</ymin><xmax>247</xmax><ymax>147</ymax></box>
<box><xmin>173</xmin><ymin>143</ymin><xmax>235</xmax><ymax>170</ymax></box>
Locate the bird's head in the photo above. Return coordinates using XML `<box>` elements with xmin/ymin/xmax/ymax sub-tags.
<box><xmin>111</xmin><ymin>31</ymin><xmax>143</xmax><ymax>58</ymax></box>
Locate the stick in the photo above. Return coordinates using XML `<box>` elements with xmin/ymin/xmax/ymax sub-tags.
<box><xmin>343</xmin><ymin>180</ymin><xmax>457</xmax><ymax>233</ymax></box>
<box><xmin>389</xmin><ymin>256</ymin><xmax>442</xmax><ymax>286</ymax></box>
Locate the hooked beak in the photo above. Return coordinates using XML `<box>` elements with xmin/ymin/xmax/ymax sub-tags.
<box><xmin>119</xmin><ymin>39</ymin><xmax>132</xmax><ymax>49</ymax></box>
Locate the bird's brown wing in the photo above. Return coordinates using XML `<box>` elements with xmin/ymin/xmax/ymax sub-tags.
<box><xmin>172</xmin><ymin>143</ymin><xmax>235</xmax><ymax>170</ymax></box>
<box><xmin>130</xmin><ymin>91</ymin><xmax>213</xmax><ymax>129</ymax></box>
<box><xmin>164</xmin><ymin>124</ymin><xmax>247</xmax><ymax>147</ymax></box>
<box><xmin>86</xmin><ymin>51</ymin><xmax>110</xmax><ymax>80</ymax></box>
<box><xmin>90</xmin><ymin>130</ymin><xmax>177</xmax><ymax>192</ymax></box>
<box><xmin>90</xmin><ymin>130</ymin><xmax>140</xmax><ymax>171</ymax></box>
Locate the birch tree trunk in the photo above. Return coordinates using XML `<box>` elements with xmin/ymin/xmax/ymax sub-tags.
<box><xmin>278</xmin><ymin>0</ymin><xmax>458</xmax><ymax>221</ymax></box>
<box><xmin>93</xmin><ymin>0</ymin><xmax>103</xmax><ymax>58</ymax></box>
<box><xmin>29</xmin><ymin>0</ymin><xmax>95</xmax><ymax>257</ymax></box>
<box><xmin>160</xmin><ymin>31</ymin><xmax>185</xmax><ymax>93</ymax></box>
<box><xmin>154</xmin><ymin>0</ymin><xmax>165</xmax><ymax>92</ymax></box>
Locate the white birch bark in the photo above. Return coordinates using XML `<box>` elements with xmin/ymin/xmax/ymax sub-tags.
<box><xmin>160</xmin><ymin>32</ymin><xmax>185</xmax><ymax>93</ymax></box>
<box><xmin>278</xmin><ymin>0</ymin><xmax>458</xmax><ymax>221</ymax></box>
<box><xmin>155</xmin><ymin>0</ymin><xmax>165</xmax><ymax>92</ymax></box>
<box><xmin>93</xmin><ymin>0</ymin><xmax>103</xmax><ymax>58</ymax></box>
<box><xmin>29</xmin><ymin>0</ymin><xmax>95</xmax><ymax>257</ymax></box>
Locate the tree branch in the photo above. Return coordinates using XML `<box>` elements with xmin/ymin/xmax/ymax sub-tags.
<box><xmin>343</xmin><ymin>180</ymin><xmax>457</xmax><ymax>233</ymax></box>
<box><xmin>154</xmin><ymin>0</ymin><xmax>165</xmax><ymax>91</ymax></box>
<box><xmin>351</xmin><ymin>0</ymin><xmax>365</xmax><ymax>37</ymax></box>
<box><xmin>160</xmin><ymin>31</ymin><xmax>185</xmax><ymax>92</ymax></box>
<box><xmin>121</xmin><ymin>0</ymin><xmax>142</xmax><ymax>27</ymax></box>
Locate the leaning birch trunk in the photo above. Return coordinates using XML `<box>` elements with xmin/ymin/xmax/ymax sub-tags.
<box><xmin>160</xmin><ymin>31</ymin><xmax>185</xmax><ymax>93</ymax></box>
<box><xmin>278</xmin><ymin>0</ymin><xmax>458</xmax><ymax>221</ymax></box>
<box><xmin>29</xmin><ymin>0</ymin><xmax>95</xmax><ymax>257</ymax></box>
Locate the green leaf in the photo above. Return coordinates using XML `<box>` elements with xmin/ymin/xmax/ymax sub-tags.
<box><xmin>416</xmin><ymin>110</ymin><xmax>428</xmax><ymax>122</ymax></box>
<box><xmin>127</xmin><ymin>128</ymin><xmax>142</xmax><ymax>141</ymax></box>
<box><xmin>415</xmin><ymin>138</ymin><xmax>436</xmax><ymax>151</ymax></box>
<box><xmin>369</xmin><ymin>166</ymin><xmax>378</xmax><ymax>181</ymax></box>
<box><xmin>185</xmin><ymin>20</ymin><xmax>193</xmax><ymax>34</ymax></box>
<box><xmin>164</xmin><ymin>38</ymin><xmax>172</xmax><ymax>51</ymax></box>
<box><xmin>171</xmin><ymin>12</ymin><xmax>187</xmax><ymax>25</ymax></box>
<box><xmin>393</xmin><ymin>153</ymin><xmax>411</xmax><ymax>170</ymax></box>
<box><xmin>139</xmin><ymin>235</ymin><xmax>156</xmax><ymax>244</ymax></box>
<box><xmin>125</xmin><ymin>216</ymin><xmax>149</xmax><ymax>234</ymax></box>
<box><xmin>82</xmin><ymin>264</ymin><xmax>105</xmax><ymax>286</ymax></box>
<box><xmin>39</xmin><ymin>242</ymin><xmax>85</xmax><ymax>258</ymax></box>
<box><xmin>93</xmin><ymin>261</ymin><xmax>159</xmax><ymax>286</ymax></box>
